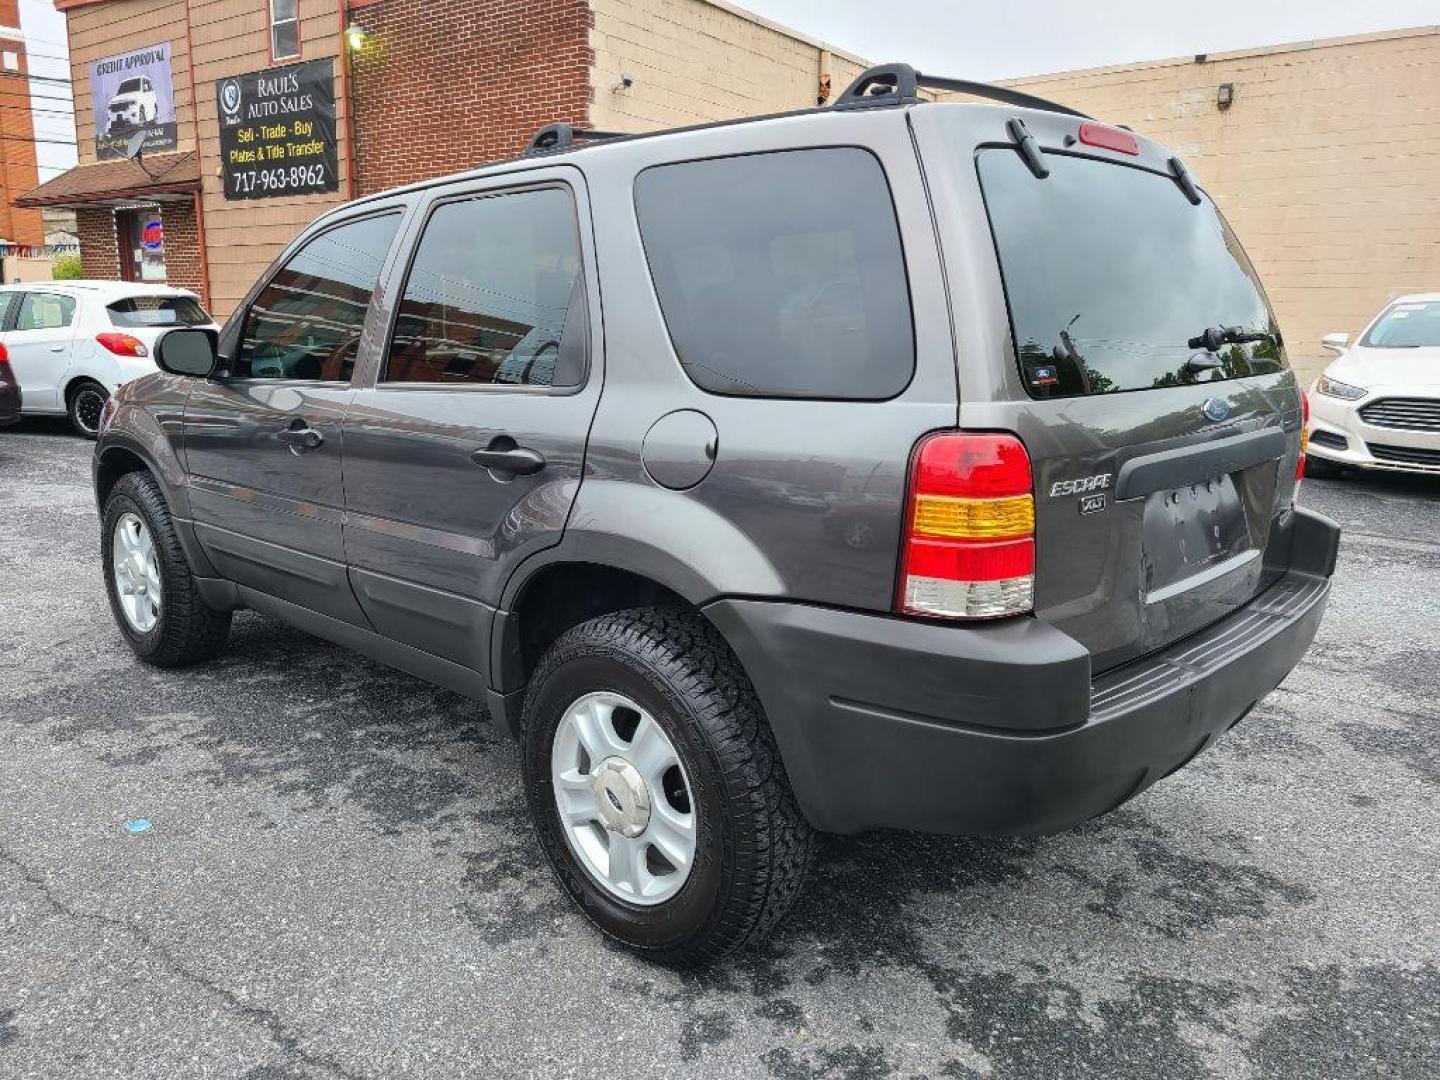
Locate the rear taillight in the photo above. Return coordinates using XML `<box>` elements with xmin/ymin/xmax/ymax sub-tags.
<box><xmin>898</xmin><ymin>432</ymin><xmax>1035</xmax><ymax>620</ymax></box>
<box><xmin>1295</xmin><ymin>390</ymin><xmax>1310</xmax><ymax>495</ymax></box>
<box><xmin>96</xmin><ymin>332</ymin><xmax>149</xmax><ymax>357</ymax></box>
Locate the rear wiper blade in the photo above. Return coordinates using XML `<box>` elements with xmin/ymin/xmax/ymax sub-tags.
<box><xmin>1186</xmin><ymin>325</ymin><xmax>1275</xmax><ymax>352</ymax></box>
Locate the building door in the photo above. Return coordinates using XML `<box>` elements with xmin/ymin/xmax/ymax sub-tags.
<box><xmin>184</xmin><ymin>209</ymin><xmax>404</xmax><ymax>625</ymax></box>
<box><xmin>340</xmin><ymin>176</ymin><xmax>601</xmax><ymax>670</ymax></box>
<box><xmin>118</xmin><ymin>208</ymin><xmax>166</xmax><ymax>282</ymax></box>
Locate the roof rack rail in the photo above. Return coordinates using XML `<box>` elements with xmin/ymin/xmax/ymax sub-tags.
<box><xmin>832</xmin><ymin>63</ymin><xmax>1091</xmax><ymax>120</ymax></box>
<box><xmin>523</xmin><ymin>123</ymin><xmax>626</xmax><ymax>157</ymax></box>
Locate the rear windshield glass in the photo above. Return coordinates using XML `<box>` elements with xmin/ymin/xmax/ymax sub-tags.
<box><xmin>108</xmin><ymin>295</ymin><xmax>211</xmax><ymax>328</ymax></box>
<box><xmin>634</xmin><ymin>148</ymin><xmax>914</xmax><ymax>400</ymax></box>
<box><xmin>978</xmin><ymin>150</ymin><xmax>1286</xmax><ymax>397</ymax></box>
<box><xmin>1360</xmin><ymin>300</ymin><xmax>1440</xmax><ymax>348</ymax></box>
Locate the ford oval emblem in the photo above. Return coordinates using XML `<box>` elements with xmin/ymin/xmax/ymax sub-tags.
<box><xmin>1202</xmin><ymin>397</ymin><xmax>1231</xmax><ymax>423</ymax></box>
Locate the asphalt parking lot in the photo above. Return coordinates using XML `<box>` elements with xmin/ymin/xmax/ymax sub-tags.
<box><xmin>1</xmin><ymin>417</ymin><xmax>1436</xmax><ymax>1080</ymax></box>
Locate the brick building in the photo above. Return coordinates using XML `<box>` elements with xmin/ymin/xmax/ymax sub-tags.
<box><xmin>11</xmin><ymin>6</ymin><xmax>1439</xmax><ymax>383</ymax></box>
<box><xmin>15</xmin><ymin>0</ymin><xmax>859</xmax><ymax>316</ymax></box>
<box><xmin>0</xmin><ymin>0</ymin><xmax>45</xmax><ymax>248</ymax></box>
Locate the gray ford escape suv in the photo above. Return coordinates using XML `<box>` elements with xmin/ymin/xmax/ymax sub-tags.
<box><xmin>93</xmin><ymin>65</ymin><xmax>1338</xmax><ymax>962</ymax></box>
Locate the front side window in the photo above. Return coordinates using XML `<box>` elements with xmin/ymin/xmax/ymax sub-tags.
<box><xmin>15</xmin><ymin>292</ymin><xmax>76</xmax><ymax>331</ymax></box>
<box><xmin>1360</xmin><ymin>299</ymin><xmax>1440</xmax><ymax>348</ymax></box>
<box><xmin>634</xmin><ymin>148</ymin><xmax>915</xmax><ymax>400</ymax></box>
<box><xmin>232</xmin><ymin>212</ymin><xmax>400</xmax><ymax>380</ymax></box>
<box><xmin>270</xmin><ymin>0</ymin><xmax>299</xmax><ymax>60</ymax></box>
<box><xmin>384</xmin><ymin>187</ymin><xmax>585</xmax><ymax>387</ymax></box>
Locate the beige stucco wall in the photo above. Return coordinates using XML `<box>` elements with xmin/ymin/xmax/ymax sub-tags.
<box><xmin>1001</xmin><ymin>27</ymin><xmax>1440</xmax><ymax>385</ymax></box>
<box><xmin>589</xmin><ymin>0</ymin><xmax>866</xmax><ymax>130</ymax></box>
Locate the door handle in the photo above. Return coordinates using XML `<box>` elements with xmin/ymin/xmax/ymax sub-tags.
<box><xmin>471</xmin><ymin>436</ymin><xmax>545</xmax><ymax>477</ymax></box>
<box><xmin>277</xmin><ymin>422</ymin><xmax>324</xmax><ymax>451</ymax></box>
<box><xmin>48</xmin><ymin>344</ymin><xmax>65</xmax><ymax>352</ymax></box>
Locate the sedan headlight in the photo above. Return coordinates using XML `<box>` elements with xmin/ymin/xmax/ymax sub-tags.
<box><xmin>1316</xmin><ymin>375</ymin><xmax>1367</xmax><ymax>401</ymax></box>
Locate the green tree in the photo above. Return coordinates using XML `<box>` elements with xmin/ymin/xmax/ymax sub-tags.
<box><xmin>52</xmin><ymin>254</ymin><xmax>82</xmax><ymax>280</ymax></box>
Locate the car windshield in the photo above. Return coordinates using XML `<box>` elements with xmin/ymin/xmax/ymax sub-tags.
<box><xmin>118</xmin><ymin>79</ymin><xmax>144</xmax><ymax>94</ymax></box>
<box><xmin>1359</xmin><ymin>300</ymin><xmax>1440</xmax><ymax>348</ymax></box>
<box><xmin>108</xmin><ymin>295</ymin><xmax>211</xmax><ymax>328</ymax></box>
<box><xmin>978</xmin><ymin>150</ymin><xmax>1287</xmax><ymax>397</ymax></box>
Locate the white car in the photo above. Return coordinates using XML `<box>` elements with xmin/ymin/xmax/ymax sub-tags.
<box><xmin>1306</xmin><ymin>293</ymin><xmax>1440</xmax><ymax>478</ymax></box>
<box><xmin>107</xmin><ymin>76</ymin><xmax>158</xmax><ymax>132</ymax></box>
<box><xmin>1</xmin><ymin>281</ymin><xmax>217</xmax><ymax>437</ymax></box>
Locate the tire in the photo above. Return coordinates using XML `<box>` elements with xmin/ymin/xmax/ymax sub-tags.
<box><xmin>102</xmin><ymin>470</ymin><xmax>232</xmax><ymax>667</ymax></box>
<box><xmin>1304</xmin><ymin>454</ymin><xmax>1343</xmax><ymax>480</ymax></box>
<box><xmin>67</xmin><ymin>379</ymin><xmax>109</xmax><ymax>439</ymax></box>
<box><xmin>521</xmin><ymin>606</ymin><xmax>813</xmax><ymax>963</ymax></box>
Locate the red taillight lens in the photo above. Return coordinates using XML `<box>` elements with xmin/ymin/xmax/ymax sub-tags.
<box><xmin>96</xmin><ymin>332</ymin><xmax>149</xmax><ymax>357</ymax></box>
<box><xmin>0</xmin><ymin>341</ymin><xmax>9</xmax><ymax>363</ymax></box>
<box><xmin>1078</xmin><ymin>122</ymin><xmax>1139</xmax><ymax>156</ymax></box>
<box><xmin>898</xmin><ymin>432</ymin><xmax>1035</xmax><ymax>620</ymax></box>
<box><xmin>1295</xmin><ymin>389</ymin><xmax>1310</xmax><ymax>494</ymax></box>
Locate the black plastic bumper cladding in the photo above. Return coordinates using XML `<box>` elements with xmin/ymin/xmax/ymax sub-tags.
<box><xmin>706</xmin><ymin>507</ymin><xmax>1339</xmax><ymax>837</ymax></box>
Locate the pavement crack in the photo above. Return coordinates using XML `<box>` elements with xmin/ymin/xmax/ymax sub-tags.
<box><xmin>0</xmin><ymin>843</ymin><xmax>368</xmax><ymax>1080</ymax></box>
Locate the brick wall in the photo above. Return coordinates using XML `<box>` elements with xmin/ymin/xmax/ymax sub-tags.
<box><xmin>589</xmin><ymin>0</ymin><xmax>864</xmax><ymax>131</ymax></box>
<box><xmin>76</xmin><ymin>206</ymin><xmax>119</xmax><ymax>278</ymax></box>
<box><xmin>349</xmin><ymin>0</ymin><xmax>594</xmax><ymax>194</ymax></box>
<box><xmin>159</xmin><ymin>199</ymin><xmax>204</xmax><ymax>299</ymax></box>
<box><xmin>996</xmin><ymin>27</ymin><xmax>1440</xmax><ymax>385</ymax></box>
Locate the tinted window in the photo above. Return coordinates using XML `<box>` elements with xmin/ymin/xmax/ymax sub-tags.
<box><xmin>978</xmin><ymin>151</ymin><xmax>1286</xmax><ymax>397</ymax></box>
<box><xmin>15</xmin><ymin>293</ymin><xmax>75</xmax><ymax>331</ymax></box>
<box><xmin>108</xmin><ymin>295</ymin><xmax>211</xmax><ymax>328</ymax></box>
<box><xmin>232</xmin><ymin>213</ymin><xmax>400</xmax><ymax>380</ymax></box>
<box><xmin>385</xmin><ymin>187</ymin><xmax>584</xmax><ymax>387</ymax></box>
<box><xmin>1360</xmin><ymin>300</ymin><xmax>1440</xmax><ymax>348</ymax></box>
<box><xmin>634</xmin><ymin>148</ymin><xmax>914</xmax><ymax>399</ymax></box>
<box><xmin>118</xmin><ymin>78</ymin><xmax>143</xmax><ymax>94</ymax></box>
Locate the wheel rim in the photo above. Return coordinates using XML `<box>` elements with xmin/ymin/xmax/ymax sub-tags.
<box><xmin>112</xmin><ymin>512</ymin><xmax>161</xmax><ymax>633</ymax></box>
<box><xmin>74</xmin><ymin>387</ymin><xmax>106</xmax><ymax>434</ymax></box>
<box><xmin>551</xmin><ymin>691</ymin><xmax>696</xmax><ymax>906</ymax></box>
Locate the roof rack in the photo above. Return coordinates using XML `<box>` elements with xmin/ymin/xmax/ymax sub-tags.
<box><xmin>832</xmin><ymin>63</ymin><xmax>1091</xmax><ymax>120</ymax></box>
<box><xmin>523</xmin><ymin>123</ymin><xmax>627</xmax><ymax>157</ymax></box>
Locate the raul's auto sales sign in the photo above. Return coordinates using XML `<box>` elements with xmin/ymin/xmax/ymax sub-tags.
<box><xmin>216</xmin><ymin>59</ymin><xmax>338</xmax><ymax>201</ymax></box>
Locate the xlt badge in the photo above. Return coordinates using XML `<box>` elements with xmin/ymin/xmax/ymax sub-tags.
<box><xmin>1079</xmin><ymin>493</ymin><xmax>1108</xmax><ymax>515</ymax></box>
<box><xmin>1050</xmin><ymin>473</ymin><xmax>1112</xmax><ymax>497</ymax></box>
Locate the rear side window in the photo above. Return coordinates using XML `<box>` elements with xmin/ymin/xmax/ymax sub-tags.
<box><xmin>634</xmin><ymin>148</ymin><xmax>914</xmax><ymax>399</ymax></box>
<box><xmin>108</xmin><ymin>295</ymin><xmax>211</xmax><ymax>328</ymax></box>
<box><xmin>384</xmin><ymin>187</ymin><xmax>585</xmax><ymax>387</ymax></box>
<box><xmin>978</xmin><ymin>150</ymin><xmax>1286</xmax><ymax>397</ymax></box>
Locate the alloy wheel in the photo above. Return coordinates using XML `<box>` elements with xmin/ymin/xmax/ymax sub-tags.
<box><xmin>112</xmin><ymin>512</ymin><xmax>162</xmax><ymax>633</ymax></box>
<box><xmin>551</xmin><ymin>691</ymin><xmax>697</xmax><ymax>906</ymax></box>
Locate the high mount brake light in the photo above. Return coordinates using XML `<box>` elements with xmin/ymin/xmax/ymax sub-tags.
<box><xmin>898</xmin><ymin>433</ymin><xmax>1035</xmax><ymax>620</ymax></box>
<box><xmin>96</xmin><ymin>332</ymin><xmax>149</xmax><ymax>358</ymax></box>
<box><xmin>1078</xmin><ymin>122</ymin><xmax>1139</xmax><ymax>156</ymax></box>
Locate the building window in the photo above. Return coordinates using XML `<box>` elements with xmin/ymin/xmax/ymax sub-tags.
<box><xmin>270</xmin><ymin>0</ymin><xmax>299</xmax><ymax>61</ymax></box>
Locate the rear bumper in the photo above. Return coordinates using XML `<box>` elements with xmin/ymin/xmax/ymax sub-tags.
<box><xmin>706</xmin><ymin>507</ymin><xmax>1339</xmax><ymax>836</ymax></box>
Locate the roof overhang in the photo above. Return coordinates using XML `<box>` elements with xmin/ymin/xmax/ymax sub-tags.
<box><xmin>15</xmin><ymin>151</ymin><xmax>201</xmax><ymax>209</ymax></box>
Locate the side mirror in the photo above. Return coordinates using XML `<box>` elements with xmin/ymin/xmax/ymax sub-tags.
<box><xmin>1321</xmin><ymin>332</ymin><xmax>1349</xmax><ymax>354</ymax></box>
<box><xmin>154</xmin><ymin>327</ymin><xmax>218</xmax><ymax>377</ymax></box>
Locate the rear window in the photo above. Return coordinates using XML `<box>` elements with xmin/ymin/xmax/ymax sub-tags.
<box><xmin>108</xmin><ymin>295</ymin><xmax>211</xmax><ymax>328</ymax></box>
<box><xmin>634</xmin><ymin>148</ymin><xmax>914</xmax><ymax>400</ymax></box>
<box><xmin>1360</xmin><ymin>300</ymin><xmax>1440</xmax><ymax>348</ymax></box>
<box><xmin>978</xmin><ymin>150</ymin><xmax>1286</xmax><ymax>397</ymax></box>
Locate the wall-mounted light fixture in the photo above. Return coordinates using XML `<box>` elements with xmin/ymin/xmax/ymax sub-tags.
<box><xmin>1217</xmin><ymin>82</ymin><xmax>1234</xmax><ymax>110</ymax></box>
<box><xmin>345</xmin><ymin>22</ymin><xmax>368</xmax><ymax>52</ymax></box>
